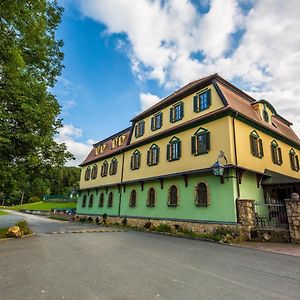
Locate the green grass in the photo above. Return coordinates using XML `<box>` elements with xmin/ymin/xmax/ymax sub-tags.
<box><xmin>0</xmin><ymin>220</ymin><xmax>32</xmax><ymax>239</ymax></box>
<box><xmin>0</xmin><ymin>210</ymin><xmax>8</xmax><ymax>216</ymax></box>
<box><xmin>48</xmin><ymin>215</ymin><xmax>69</xmax><ymax>221</ymax></box>
<box><xmin>6</xmin><ymin>201</ymin><xmax>77</xmax><ymax>211</ymax></box>
<box><xmin>0</xmin><ymin>227</ymin><xmax>9</xmax><ymax>239</ymax></box>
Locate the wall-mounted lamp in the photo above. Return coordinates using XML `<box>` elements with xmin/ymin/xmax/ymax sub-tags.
<box><xmin>212</xmin><ymin>151</ymin><xmax>228</xmax><ymax>178</ymax></box>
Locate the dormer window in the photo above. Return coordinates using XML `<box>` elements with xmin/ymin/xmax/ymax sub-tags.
<box><xmin>263</xmin><ymin>109</ymin><xmax>269</xmax><ymax>122</ymax></box>
<box><xmin>151</xmin><ymin>112</ymin><xmax>163</xmax><ymax>131</ymax></box>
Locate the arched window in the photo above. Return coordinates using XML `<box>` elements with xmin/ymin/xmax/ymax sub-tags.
<box><xmin>101</xmin><ymin>161</ymin><xmax>109</xmax><ymax>177</ymax></box>
<box><xmin>107</xmin><ymin>192</ymin><xmax>113</xmax><ymax>207</ymax></box>
<box><xmin>249</xmin><ymin>130</ymin><xmax>263</xmax><ymax>158</ymax></box>
<box><xmin>168</xmin><ymin>185</ymin><xmax>178</xmax><ymax>206</ymax></box>
<box><xmin>85</xmin><ymin>167</ymin><xmax>91</xmax><ymax>181</ymax></box>
<box><xmin>147</xmin><ymin>144</ymin><xmax>160</xmax><ymax>166</ymax></box>
<box><xmin>129</xmin><ymin>190</ymin><xmax>137</xmax><ymax>207</ymax></box>
<box><xmin>88</xmin><ymin>194</ymin><xmax>94</xmax><ymax>207</ymax></box>
<box><xmin>289</xmin><ymin>149</ymin><xmax>299</xmax><ymax>171</ymax></box>
<box><xmin>167</xmin><ymin>137</ymin><xmax>181</xmax><ymax>161</ymax></box>
<box><xmin>263</xmin><ymin>109</ymin><xmax>269</xmax><ymax>122</ymax></box>
<box><xmin>191</xmin><ymin>127</ymin><xmax>210</xmax><ymax>155</ymax></box>
<box><xmin>271</xmin><ymin>140</ymin><xmax>282</xmax><ymax>165</ymax></box>
<box><xmin>195</xmin><ymin>183</ymin><xmax>208</xmax><ymax>207</ymax></box>
<box><xmin>109</xmin><ymin>158</ymin><xmax>118</xmax><ymax>175</ymax></box>
<box><xmin>91</xmin><ymin>164</ymin><xmax>98</xmax><ymax>179</ymax></box>
<box><xmin>130</xmin><ymin>150</ymin><xmax>141</xmax><ymax>170</ymax></box>
<box><xmin>82</xmin><ymin>195</ymin><xmax>87</xmax><ymax>207</ymax></box>
<box><xmin>99</xmin><ymin>193</ymin><xmax>104</xmax><ymax>207</ymax></box>
<box><xmin>147</xmin><ymin>188</ymin><xmax>156</xmax><ymax>207</ymax></box>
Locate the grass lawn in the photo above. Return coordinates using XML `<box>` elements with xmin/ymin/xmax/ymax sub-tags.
<box><xmin>6</xmin><ymin>202</ymin><xmax>77</xmax><ymax>211</ymax></box>
<box><xmin>0</xmin><ymin>227</ymin><xmax>9</xmax><ymax>239</ymax></box>
<box><xmin>0</xmin><ymin>210</ymin><xmax>8</xmax><ymax>216</ymax></box>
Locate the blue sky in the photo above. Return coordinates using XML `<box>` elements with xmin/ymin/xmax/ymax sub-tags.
<box><xmin>54</xmin><ymin>0</ymin><xmax>300</xmax><ymax>165</ymax></box>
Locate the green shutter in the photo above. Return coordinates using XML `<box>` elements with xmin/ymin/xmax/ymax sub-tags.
<box><xmin>137</xmin><ymin>153</ymin><xmax>141</xmax><ymax>168</ymax></box>
<box><xmin>147</xmin><ymin>150</ymin><xmax>150</xmax><ymax>165</ymax></box>
<box><xmin>177</xmin><ymin>140</ymin><xmax>181</xmax><ymax>158</ymax></box>
<box><xmin>290</xmin><ymin>152</ymin><xmax>294</xmax><ymax>170</ymax></box>
<box><xmin>130</xmin><ymin>156</ymin><xmax>134</xmax><ymax>170</ymax></box>
<box><xmin>156</xmin><ymin>148</ymin><xmax>160</xmax><ymax>164</ymax></box>
<box><xmin>296</xmin><ymin>155</ymin><xmax>299</xmax><ymax>171</ymax></box>
<box><xmin>250</xmin><ymin>135</ymin><xmax>255</xmax><ymax>155</ymax></box>
<box><xmin>258</xmin><ymin>138</ymin><xmax>263</xmax><ymax>157</ymax></box>
<box><xmin>278</xmin><ymin>147</ymin><xmax>283</xmax><ymax>164</ymax></box>
<box><xmin>151</xmin><ymin>117</ymin><xmax>154</xmax><ymax>131</ymax></box>
<box><xmin>141</xmin><ymin>121</ymin><xmax>145</xmax><ymax>135</ymax></box>
<box><xmin>271</xmin><ymin>145</ymin><xmax>276</xmax><ymax>163</ymax></box>
<box><xmin>160</xmin><ymin>112</ymin><xmax>163</xmax><ymax>128</ymax></box>
<box><xmin>191</xmin><ymin>136</ymin><xmax>196</xmax><ymax>155</ymax></box>
<box><xmin>181</xmin><ymin>103</ymin><xmax>184</xmax><ymax>119</ymax></box>
<box><xmin>167</xmin><ymin>144</ymin><xmax>170</xmax><ymax>161</ymax></box>
<box><xmin>170</xmin><ymin>107</ymin><xmax>174</xmax><ymax>123</ymax></box>
<box><xmin>206</xmin><ymin>132</ymin><xmax>210</xmax><ymax>151</ymax></box>
<box><xmin>207</xmin><ymin>90</ymin><xmax>211</xmax><ymax>107</ymax></box>
<box><xmin>193</xmin><ymin>95</ymin><xmax>198</xmax><ymax>112</ymax></box>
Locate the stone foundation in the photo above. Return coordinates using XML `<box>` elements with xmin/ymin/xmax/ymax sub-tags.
<box><xmin>285</xmin><ymin>196</ymin><xmax>300</xmax><ymax>244</ymax></box>
<box><xmin>74</xmin><ymin>214</ymin><xmax>250</xmax><ymax>240</ymax></box>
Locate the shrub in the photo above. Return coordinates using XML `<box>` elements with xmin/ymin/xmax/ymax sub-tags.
<box><xmin>87</xmin><ymin>217</ymin><xmax>94</xmax><ymax>223</ymax></box>
<box><xmin>95</xmin><ymin>217</ymin><xmax>100</xmax><ymax>224</ymax></box>
<box><xmin>27</xmin><ymin>196</ymin><xmax>41</xmax><ymax>203</ymax></box>
<box><xmin>15</xmin><ymin>220</ymin><xmax>32</xmax><ymax>235</ymax></box>
<box><xmin>102</xmin><ymin>213</ymin><xmax>107</xmax><ymax>224</ymax></box>
<box><xmin>121</xmin><ymin>217</ymin><xmax>127</xmax><ymax>226</ymax></box>
<box><xmin>155</xmin><ymin>223</ymin><xmax>172</xmax><ymax>233</ymax></box>
<box><xmin>144</xmin><ymin>219</ymin><xmax>152</xmax><ymax>229</ymax></box>
<box><xmin>80</xmin><ymin>217</ymin><xmax>86</xmax><ymax>223</ymax></box>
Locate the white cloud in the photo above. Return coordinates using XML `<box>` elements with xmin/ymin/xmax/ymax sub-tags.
<box><xmin>55</xmin><ymin>124</ymin><xmax>93</xmax><ymax>166</ymax></box>
<box><xmin>79</xmin><ymin>0</ymin><xmax>300</xmax><ymax>136</ymax></box>
<box><xmin>139</xmin><ymin>93</ymin><xmax>161</xmax><ymax>111</ymax></box>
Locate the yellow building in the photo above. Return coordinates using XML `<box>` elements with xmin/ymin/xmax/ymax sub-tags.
<box><xmin>77</xmin><ymin>74</ymin><xmax>300</xmax><ymax>226</ymax></box>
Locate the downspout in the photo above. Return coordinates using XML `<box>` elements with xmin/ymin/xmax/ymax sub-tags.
<box><xmin>232</xmin><ymin>112</ymin><xmax>240</xmax><ymax>223</ymax></box>
<box><xmin>118</xmin><ymin>152</ymin><xmax>125</xmax><ymax>216</ymax></box>
<box><xmin>232</xmin><ymin>112</ymin><xmax>240</xmax><ymax>198</ymax></box>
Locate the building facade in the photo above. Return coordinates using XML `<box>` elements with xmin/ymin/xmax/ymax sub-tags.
<box><xmin>77</xmin><ymin>74</ymin><xmax>300</xmax><ymax>225</ymax></box>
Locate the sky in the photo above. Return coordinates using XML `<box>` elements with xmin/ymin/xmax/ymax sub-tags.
<box><xmin>54</xmin><ymin>0</ymin><xmax>300</xmax><ymax>166</ymax></box>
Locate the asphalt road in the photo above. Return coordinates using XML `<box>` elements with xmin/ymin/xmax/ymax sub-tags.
<box><xmin>0</xmin><ymin>212</ymin><xmax>299</xmax><ymax>300</ymax></box>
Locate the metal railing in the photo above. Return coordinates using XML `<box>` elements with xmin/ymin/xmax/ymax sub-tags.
<box><xmin>254</xmin><ymin>199</ymin><xmax>288</xmax><ymax>229</ymax></box>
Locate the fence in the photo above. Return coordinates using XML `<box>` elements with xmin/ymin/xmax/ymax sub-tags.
<box><xmin>254</xmin><ymin>199</ymin><xmax>288</xmax><ymax>229</ymax></box>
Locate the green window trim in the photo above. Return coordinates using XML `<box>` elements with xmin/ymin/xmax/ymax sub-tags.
<box><xmin>135</xmin><ymin>120</ymin><xmax>145</xmax><ymax>138</ymax></box>
<box><xmin>170</xmin><ymin>102</ymin><xmax>184</xmax><ymax>123</ymax></box>
<box><xmin>191</xmin><ymin>128</ymin><xmax>210</xmax><ymax>156</ymax></box>
<box><xmin>131</xmin><ymin>150</ymin><xmax>141</xmax><ymax>170</ymax></box>
<box><xmin>109</xmin><ymin>157</ymin><xmax>118</xmax><ymax>175</ymax></box>
<box><xmin>167</xmin><ymin>137</ymin><xmax>181</xmax><ymax>161</ymax></box>
<box><xmin>84</xmin><ymin>166</ymin><xmax>91</xmax><ymax>181</ymax></box>
<box><xmin>289</xmin><ymin>149</ymin><xmax>299</xmax><ymax>171</ymax></box>
<box><xmin>271</xmin><ymin>140</ymin><xmax>283</xmax><ymax>165</ymax></box>
<box><xmin>250</xmin><ymin>130</ymin><xmax>264</xmax><ymax>158</ymax></box>
<box><xmin>101</xmin><ymin>161</ymin><xmax>109</xmax><ymax>177</ymax></box>
<box><xmin>147</xmin><ymin>144</ymin><xmax>160</xmax><ymax>166</ymax></box>
<box><xmin>151</xmin><ymin>112</ymin><xmax>163</xmax><ymax>131</ymax></box>
<box><xmin>193</xmin><ymin>89</ymin><xmax>211</xmax><ymax>113</ymax></box>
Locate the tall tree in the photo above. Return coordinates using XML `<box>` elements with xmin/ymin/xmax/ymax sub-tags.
<box><xmin>0</xmin><ymin>0</ymin><xmax>73</xmax><ymax>195</ymax></box>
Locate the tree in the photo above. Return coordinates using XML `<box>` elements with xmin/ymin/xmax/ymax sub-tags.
<box><xmin>0</xmin><ymin>0</ymin><xmax>73</xmax><ymax>196</ymax></box>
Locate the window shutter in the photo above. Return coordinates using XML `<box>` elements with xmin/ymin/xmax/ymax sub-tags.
<box><xmin>290</xmin><ymin>152</ymin><xmax>294</xmax><ymax>170</ymax></box>
<box><xmin>191</xmin><ymin>135</ymin><xmax>196</xmax><ymax>155</ymax></box>
<box><xmin>250</xmin><ymin>135</ymin><xmax>255</xmax><ymax>155</ymax></box>
<box><xmin>147</xmin><ymin>150</ymin><xmax>150</xmax><ymax>166</ymax></box>
<box><xmin>278</xmin><ymin>147</ymin><xmax>283</xmax><ymax>164</ymax></box>
<box><xmin>193</xmin><ymin>95</ymin><xmax>198</xmax><ymax>112</ymax></box>
<box><xmin>151</xmin><ymin>117</ymin><xmax>154</xmax><ymax>131</ymax></box>
<box><xmin>181</xmin><ymin>103</ymin><xmax>184</xmax><ymax>118</ymax></box>
<box><xmin>134</xmin><ymin>125</ymin><xmax>138</xmax><ymax>138</ymax></box>
<box><xmin>177</xmin><ymin>140</ymin><xmax>181</xmax><ymax>158</ymax></box>
<box><xmin>115</xmin><ymin>160</ymin><xmax>118</xmax><ymax>173</ymax></box>
<box><xmin>167</xmin><ymin>144</ymin><xmax>170</xmax><ymax>161</ymax></box>
<box><xmin>271</xmin><ymin>145</ymin><xmax>276</xmax><ymax>163</ymax></box>
<box><xmin>156</xmin><ymin>148</ymin><xmax>160</xmax><ymax>164</ymax></box>
<box><xmin>160</xmin><ymin>112</ymin><xmax>163</xmax><ymax>128</ymax></box>
<box><xmin>130</xmin><ymin>155</ymin><xmax>134</xmax><ymax>170</ymax></box>
<box><xmin>296</xmin><ymin>155</ymin><xmax>299</xmax><ymax>170</ymax></box>
<box><xmin>137</xmin><ymin>153</ymin><xmax>141</xmax><ymax>168</ymax></box>
<box><xmin>205</xmin><ymin>132</ymin><xmax>210</xmax><ymax>151</ymax></box>
<box><xmin>141</xmin><ymin>121</ymin><xmax>145</xmax><ymax>135</ymax></box>
<box><xmin>170</xmin><ymin>107</ymin><xmax>174</xmax><ymax>123</ymax></box>
<box><xmin>207</xmin><ymin>90</ymin><xmax>211</xmax><ymax>107</ymax></box>
<box><xmin>258</xmin><ymin>138</ymin><xmax>263</xmax><ymax>157</ymax></box>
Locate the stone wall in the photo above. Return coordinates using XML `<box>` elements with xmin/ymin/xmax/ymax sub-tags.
<box><xmin>236</xmin><ymin>199</ymin><xmax>255</xmax><ymax>240</ymax></box>
<box><xmin>285</xmin><ymin>193</ymin><xmax>300</xmax><ymax>244</ymax></box>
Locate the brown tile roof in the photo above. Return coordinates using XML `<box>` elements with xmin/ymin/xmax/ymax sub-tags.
<box><xmin>216</xmin><ymin>82</ymin><xmax>300</xmax><ymax>145</ymax></box>
<box><xmin>80</xmin><ymin>128</ymin><xmax>131</xmax><ymax>166</ymax></box>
